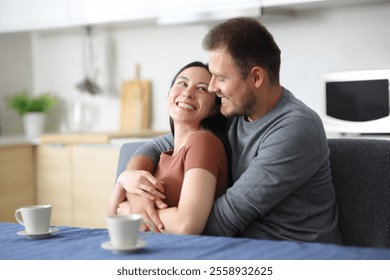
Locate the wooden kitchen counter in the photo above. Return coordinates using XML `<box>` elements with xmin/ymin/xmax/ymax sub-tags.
<box><xmin>40</xmin><ymin>129</ymin><xmax>168</xmax><ymax>144</ymax></box>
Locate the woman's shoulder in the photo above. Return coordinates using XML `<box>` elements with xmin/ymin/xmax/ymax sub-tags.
<box><xmin>186</xmin><ymin>130</ymin><xmax>225</xmax><ymax>151</ymax></box>
<box><xmin>187</xmin><ymin>130</ymin><xmax>221</xmax><ymax>143</ymax></box>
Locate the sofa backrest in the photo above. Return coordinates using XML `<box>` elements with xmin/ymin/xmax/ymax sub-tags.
<box><xmin>116</xmin><ymin>141</ymin><xmax>148</xmax><ymax>179</ymax></box>
<box><xmin>117</xmin><ymin>138</ymin><xmax>390</xmax><ymax>248</ymax></box>
<box><xmin>328</xmin><ymin>138</ymin><xmax>390</xmax><ymax>248</ymax></box>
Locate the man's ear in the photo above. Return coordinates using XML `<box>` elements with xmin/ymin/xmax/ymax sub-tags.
<box><xmin>249</xmin><ymin>66</ymin><xmax>265</xmax><ymax>88</ymax></box>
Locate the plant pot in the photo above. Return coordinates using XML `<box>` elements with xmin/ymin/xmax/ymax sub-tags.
<box><xmin>23</xmin><ymin>112</ymin><xmax>46</xmax><ymax>139</ymax></box>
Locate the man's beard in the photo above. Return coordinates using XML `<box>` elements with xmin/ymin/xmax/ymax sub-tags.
<box><xmin>220</xmin><ymin>89</ymin><xmax>256</xmax><ymax>119</ymax></box>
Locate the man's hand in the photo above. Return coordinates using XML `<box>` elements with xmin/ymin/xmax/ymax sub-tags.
<box><xmin>118</xmin><ymin>194</ymin><xmax>166</xmax><ymax>232</ymax></box>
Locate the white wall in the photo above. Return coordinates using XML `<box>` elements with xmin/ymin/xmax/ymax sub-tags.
<box><xmin>1</xmin><ymin>1</ymin><xmax>389</xmax><ymax>135</ymax></box>
<box><xmin>0</xmin><ymin>32</ymin><xmax>33</xmax><ymax>134</ymax></box>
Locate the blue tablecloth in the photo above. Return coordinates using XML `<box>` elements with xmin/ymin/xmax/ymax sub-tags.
<box><xmin>1</xmin><ymin>222</ymin><xmax>390</xmax><ymax>260</ymax></box>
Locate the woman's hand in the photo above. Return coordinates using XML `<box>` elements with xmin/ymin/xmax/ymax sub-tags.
<box><xmin>107</xmin><ymin>181</ymin><xmax>126</xmax><ymax>215</ymax></box>
<box><xmin>117</xmin><ymin>170</ymin><xmax>165</xmax><ymax>201</ymax></box>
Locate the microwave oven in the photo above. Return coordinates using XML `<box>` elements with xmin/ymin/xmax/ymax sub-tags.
<box><xmin>322</xmin><ymin>69</ymin><xmax>390</xmax><ymax>135</ymax></box>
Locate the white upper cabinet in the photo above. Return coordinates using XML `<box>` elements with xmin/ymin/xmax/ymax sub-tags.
<box><xmin>68</xmin><ymin>0</ymin><xmax>156</xmax><ymax>26</ymax></box>
<box><xmin>155</xmin><ymin>0</ymin><xmax>262</xmax><ymax>25</ymax></box>
<box><xmin>0</xmin><ymin>0</ymin><xmax>70</xmax><ymax>33</ymax></box>
<box><xmin>1</xmin><ymin>0</ymin><xmax>372</xmax><ymax>33</ymax></box>
<box><xmin>0</xmin><ymin>0</ymin><xmax>156</xmax><ymax>33</ymax></box>
<box><xmin>261</xmin><ymin>0</ymin><xmax>326</xmax><ymax>7</ymax></box>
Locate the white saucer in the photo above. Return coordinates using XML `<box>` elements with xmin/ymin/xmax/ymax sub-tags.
<box><xmin>101</xmin><ymin>240</ymin><xmax>147</xmax><ymax>254</ymax></box>
<box><xmin>17</xmin><ymin>227</ymin><xmax>59</xmax><ymax>239</ymax></box>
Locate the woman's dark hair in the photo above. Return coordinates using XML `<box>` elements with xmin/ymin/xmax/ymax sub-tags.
<box><xmin>203</xmin><ymin>17</ymin><xmax>281</xmax><ymax>85</ymax></box>
<box><xmin>168</xmin><ymin>61</ymin><xmax>228</xmax><ymax>151</ymax></box>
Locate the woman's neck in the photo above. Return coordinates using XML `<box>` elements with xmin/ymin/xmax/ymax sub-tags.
<box><xmin>173</xmin><ymin>125</ymin><xmax>200</xmax><ymax>155</ymax></box>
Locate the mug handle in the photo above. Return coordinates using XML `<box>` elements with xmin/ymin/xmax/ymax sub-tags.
<box><xmin>15</xmin><ymin>209</ymin><xmax>24</xmax><ymax>225</ymax></box>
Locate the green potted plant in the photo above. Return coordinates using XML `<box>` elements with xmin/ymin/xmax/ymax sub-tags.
<box><xmin>6</xmin><ymin>90</ymin><xmax>58</xmax><ymax>138</ymax></box>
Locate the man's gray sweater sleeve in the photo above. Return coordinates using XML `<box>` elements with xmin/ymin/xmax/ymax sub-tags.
<box><xmin>133</xmin><ymin>133</ymin><xmax>174</xmax><ymax>165</ymax></box>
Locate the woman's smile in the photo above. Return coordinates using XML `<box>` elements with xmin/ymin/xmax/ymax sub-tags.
<box><xmin>176</xmin><ymin>101</ymin><xmax>196</xmax><ymax>111</ymax></box>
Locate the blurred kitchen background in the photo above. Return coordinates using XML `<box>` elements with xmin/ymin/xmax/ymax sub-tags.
<box><xmin>1</xmin><ymin>0</ymin><xmax>390</xmax><ymax>228</ymax></box>
<box><xmin>1</xmin><ymin>0</ymin><xmax>389</xmax><ymax>136</ymax></box>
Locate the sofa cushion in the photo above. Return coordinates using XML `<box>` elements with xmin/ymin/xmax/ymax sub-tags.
<box><xmin>328</xmin><ymin>138</ymin><xmax>390</xmax><ymax>248</ymax></box>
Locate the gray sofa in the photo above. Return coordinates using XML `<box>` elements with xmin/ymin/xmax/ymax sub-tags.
<box><xmin>327</xmin><ymin>138</ymin><xmax>390</xmax><ymax>248</ymax></box>
<box><xmin>117</xmin><ymin>138</ymin><xmax>390</xmax><ymax>248</ymax></box>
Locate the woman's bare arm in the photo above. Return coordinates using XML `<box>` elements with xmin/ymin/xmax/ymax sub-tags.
<box><xmin>157</xmin><ymin>168</ymin><xmax>217</xmax><ymax>235</ymax></box>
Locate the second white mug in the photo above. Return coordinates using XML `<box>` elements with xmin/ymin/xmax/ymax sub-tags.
<box><xmin>15</xmin><ymin>205</ymin><xmax>52</xmax><ymax>234</ymax></box>
<box><xmin>107</xmin><ymin>214</ymin><xmax>142</xmax><ymax>248</ymax></box>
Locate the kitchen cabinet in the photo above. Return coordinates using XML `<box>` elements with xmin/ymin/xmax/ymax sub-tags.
<box><xmin>1</xmin><ymin>131</ymin><xmax>162</xmax><ymax>227</ymax></box>
<box><xmin>0</xmin><ymin>0</ymin><xmax>157</xmax><ymax>33</ymax></box>
<box><xmin>36</xmin><ymin>143</ymin><xmax>119</xmax><ymax>228</ymax></box>
<box><xmin>0</xmin><ymin>144</ymin><xmax>35</xmax><ymax>222</ymax></box>
<box><xmin>69</xmin><ymin>0</ymin><xmax>157</xmax><ymax>26</ymax></box>
<box><xmin>0</xmin><ymin>0</ymin><xmax>70</xmax><ymax>33</ymax></box>
<box><xmin>70</xmin><ymin>145</ymin><xmax>119</xmax><ymax>228</ymax></box>
<box><xmin>36</xmin><ymin>144</ymin><xmax>72</xmax><ymax>226</ymax></box>
<box><xmin>36</xmin><ymin>131</ymin><xmax>164</xmax><ymax>228</ymax></box>
<box><xmin>0</xmin><ymin>0</ymin><xmax>335</xmax><ymax>33</ymax></box>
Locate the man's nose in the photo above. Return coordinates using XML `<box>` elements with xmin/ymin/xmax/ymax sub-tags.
<box><xmin>208</xmin><ymin>76</ymin><xmax>218</xmax><ymax>93</ymax></box>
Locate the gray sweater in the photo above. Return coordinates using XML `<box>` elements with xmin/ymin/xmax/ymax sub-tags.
<box><xmin>135</xmin><ymin>88</ymin><xmax>342</xmax><ymax>244</ymax></box>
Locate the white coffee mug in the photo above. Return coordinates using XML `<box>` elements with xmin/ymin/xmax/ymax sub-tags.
<box><xmin>107</xmin><ymin>214</ymin><xmax>142</xmax><ymax>248</ymax></box>
<box><xmin>15</xmin><ymin>205</ymin><xmax>52</xmax><ymax>234</ymax></box>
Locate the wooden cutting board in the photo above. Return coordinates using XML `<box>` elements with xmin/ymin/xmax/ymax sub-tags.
<box><xmin>120</xmin><ymin>65</ymin><xmax>151</xmax><ymax>131</ymax></box>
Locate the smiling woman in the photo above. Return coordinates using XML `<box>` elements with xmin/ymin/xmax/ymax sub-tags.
<box><xmin>108</xmin><ymin>61</ymin><xmax>229</xmax><ymax>236</ymax></box>
<box><xmin>168</xmin><ymin>63</ymin><xmax>218</xmax><ymax>136</ymax></box>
